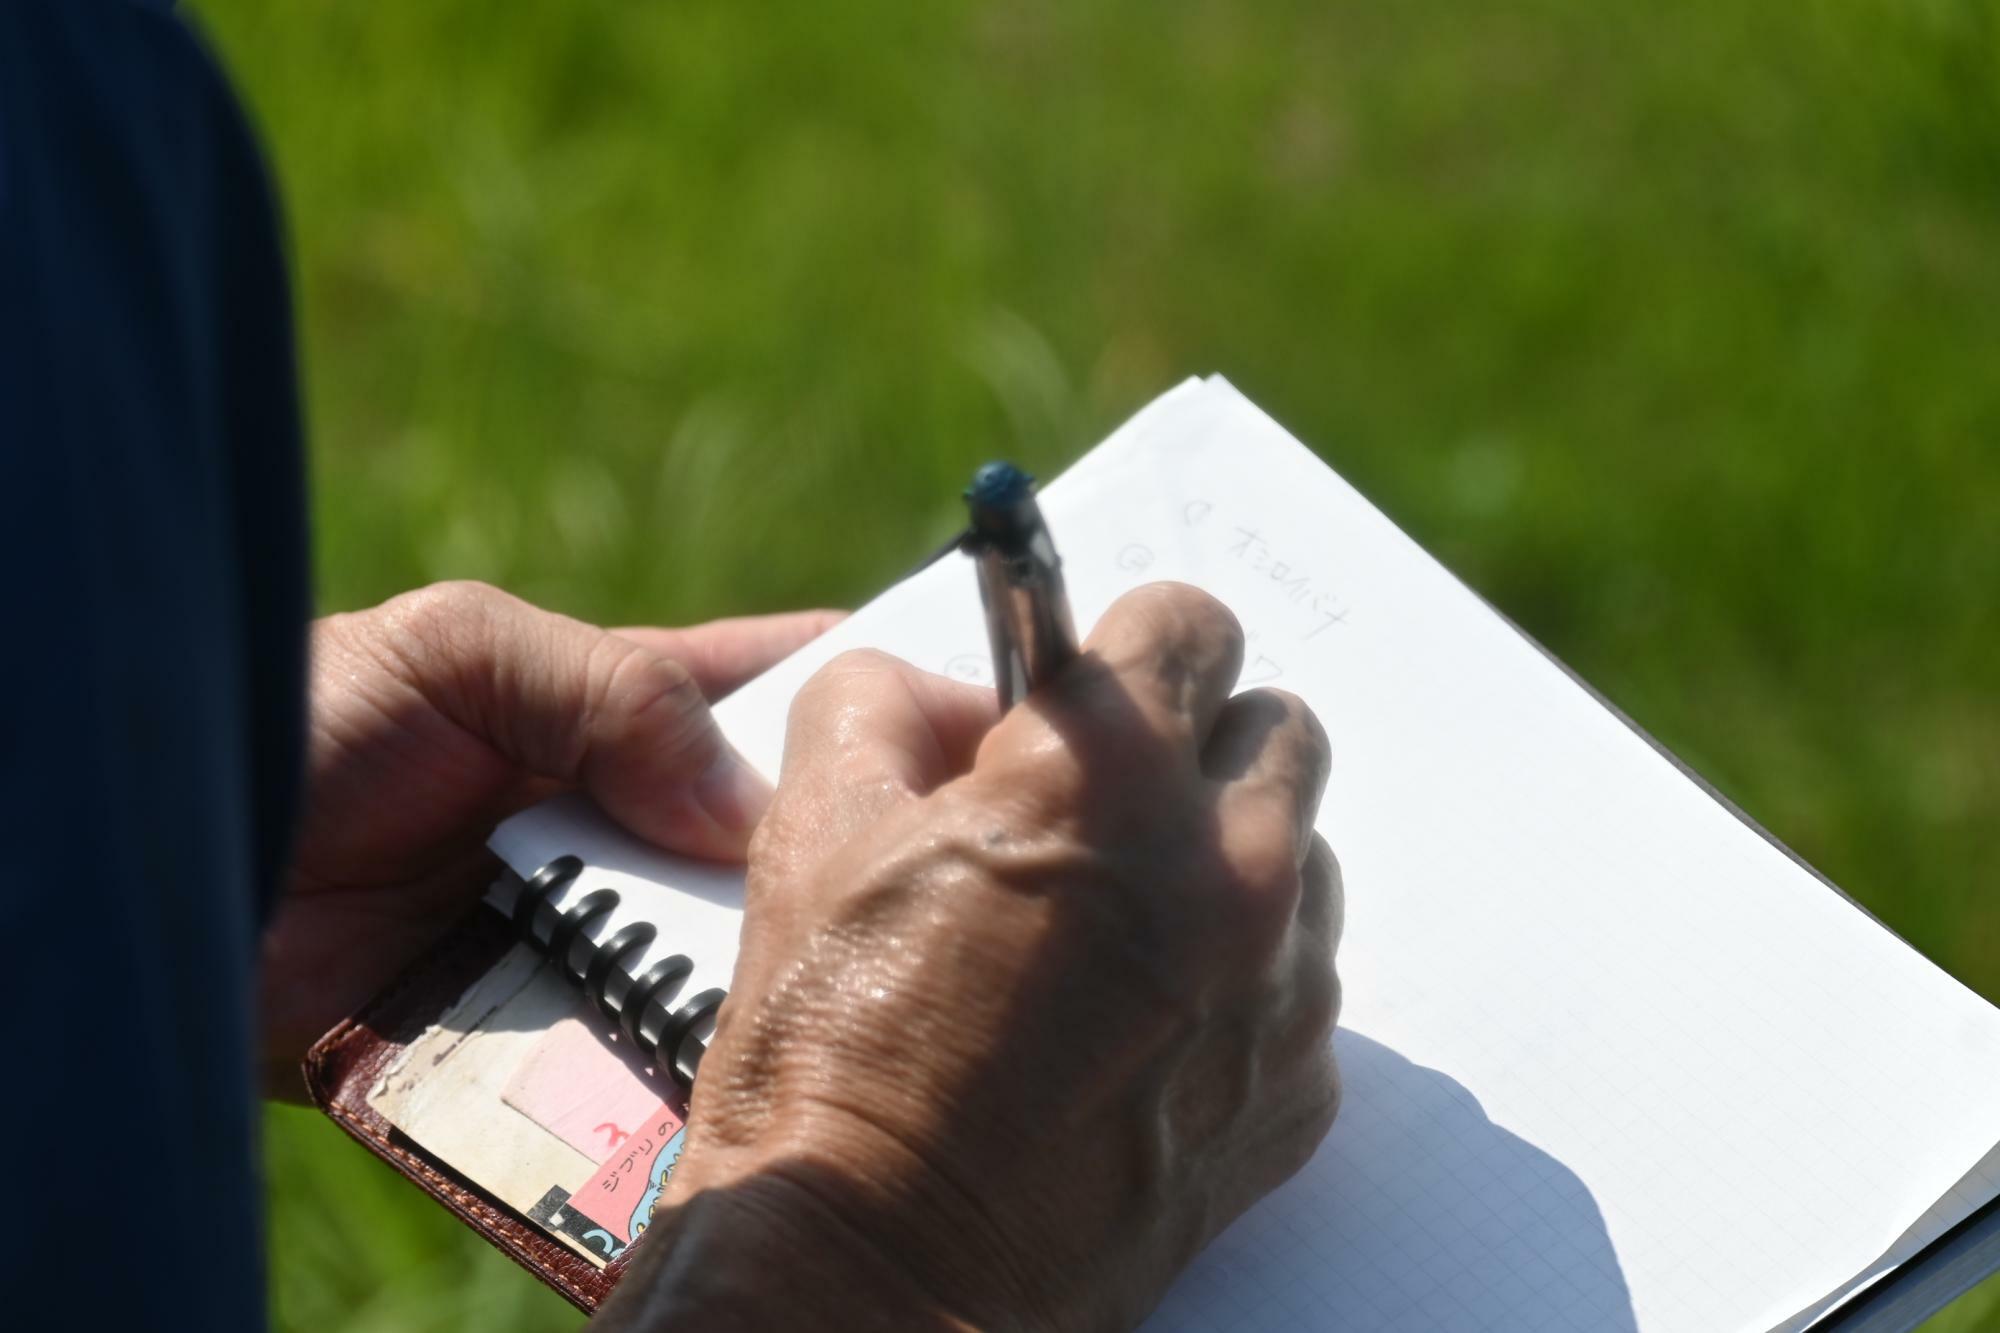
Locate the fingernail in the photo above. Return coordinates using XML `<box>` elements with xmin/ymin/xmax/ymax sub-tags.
<box><xmin>694</xmin><ymin>745</ymin><xmax>773</xmax><ymax>834</ymax></box>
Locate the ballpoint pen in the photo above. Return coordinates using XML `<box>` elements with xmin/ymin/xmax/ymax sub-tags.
<box><xmin>962</xmin><ymin>461</ymin><xmax>1081</xmax><ymax>711</ymax></box>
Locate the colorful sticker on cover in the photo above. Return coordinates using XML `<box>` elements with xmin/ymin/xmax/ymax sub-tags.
<box><xmin>569</xmin><ymin>1102</ymin><xmax>689</xmax><ymax>1244</ymax></box>
<box><xmin>501</xmin><ymin>1016</ymin><xmax>665</xmax><ymax>1160</ymax></box>
<box><xmin>527</xmin><ymin>1185</ymin><xmax>628</xmax><ymax>1263</ymax></box>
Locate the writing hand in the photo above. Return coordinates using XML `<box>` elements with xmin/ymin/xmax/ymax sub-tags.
<box><xmin>258</xmin><ymin>581</ymin><xmax>839</xmax><ymax>1097</ymax></box>
<box><xmin>602</xmin><ymin>582</ymin><xmax>1341</xmax><ymax>1332</ymax></box>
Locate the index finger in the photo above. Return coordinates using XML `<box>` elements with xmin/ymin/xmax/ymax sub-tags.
<box><xmin>1037</xmin><ymin>582</ymin><xmax>1245</xmax><ymax>753</ymax></box>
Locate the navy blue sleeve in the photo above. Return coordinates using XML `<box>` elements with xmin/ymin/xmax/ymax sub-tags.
<box><xmin>0</xmin><ymin>1</ymin><xmax>308</xmax><ymax>1326</ymax></box>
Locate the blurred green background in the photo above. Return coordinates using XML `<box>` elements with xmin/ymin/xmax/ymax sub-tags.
<box><xmin>189</xmin><ymin>0</ymin><xmax>1998</xmax><ymax>1328</ymax></box>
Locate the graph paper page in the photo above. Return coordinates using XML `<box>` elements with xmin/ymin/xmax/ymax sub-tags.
<box><xmin>492</xmin><ymin>376</ymin><xmax>2000</xmax><ymax>1331</ymax></box>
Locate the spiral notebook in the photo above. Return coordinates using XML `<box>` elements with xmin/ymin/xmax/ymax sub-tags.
<box><xmin>314</xmin><ymin>376</ymin><xmax>2000</xmax><ymax>1330</ymax></box>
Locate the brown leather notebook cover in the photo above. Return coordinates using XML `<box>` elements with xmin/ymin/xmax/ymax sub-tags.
<box><xmin>303</xmin><ymin>911</ymin><xmax>644</xmax><ymax>1312</ymax></box>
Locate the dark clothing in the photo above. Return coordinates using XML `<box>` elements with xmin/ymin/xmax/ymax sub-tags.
<box><xmin>0</xmin><ymin>1</ymin><xmax>307</xmax><ymax>1326</ymax></box>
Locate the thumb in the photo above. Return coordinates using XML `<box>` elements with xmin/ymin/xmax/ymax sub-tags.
<box><xmin>391</xmin><ymin>582</ymin><xmax>772</xmax><ymax>861</ymax></box>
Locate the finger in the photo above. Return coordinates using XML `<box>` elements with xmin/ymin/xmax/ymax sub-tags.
<box><xmin>1276</xmin><ymin>837</ymin><xmax>1344</xmax><ymax>1087</ymax></box>
<box><xmin>1046</xmin><ymin>582</ymin><xmax>1244</xmax><ymax>752</ymax></box>
<box><xmin>379</xmin><ymin>582</ymin><xmax>770</xmax><ymax>861</ymax></box>
<box><xmin>1205</xmin><ymin>688</ymin><xmax>1332</xmax><ymax>868</ymax></box>
<box><xmin>767</xmin><ymin>648</ymin><xmax>999</xmax><ymax>844</ymax></box>
<box><xmin>613</xmin><ymin>609</ymin><xmax>845</xmax><ymax>699</ymax></box>
<box><xmin>1267</xmin><ymin>838</ymin><xmax>1343</xmax><ymax>1080</ymax></box>
<box><xmin>1298</xmin><ymin>834</ymin><xmax>1344</xmax><ymax>953</ymax></box>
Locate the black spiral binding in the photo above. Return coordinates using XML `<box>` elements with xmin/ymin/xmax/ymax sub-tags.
<box><xmin>508</xmin><ymin>854</ymin><xmax>728</xmax><ymax>1091</ymax></box>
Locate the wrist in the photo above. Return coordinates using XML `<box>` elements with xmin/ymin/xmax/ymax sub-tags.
<box><xmin>601</xmin><ymin>1165</ymin><xmax>986</xmax><ymax>1333</ymax></box>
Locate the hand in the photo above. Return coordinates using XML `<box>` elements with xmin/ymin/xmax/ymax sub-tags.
<box><xmin>600</xmin><ymin>583</ymin><xmax>1342</xmax><ymax>1333</ymax></box>
<box><xmin>258</xmin><ymin>580</ymin><xmax>840</xmax><ymax>1097</ymax></box>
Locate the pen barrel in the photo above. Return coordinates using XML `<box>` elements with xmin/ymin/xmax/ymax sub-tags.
<box><xmin>973</xmin><ymin>530</ymin><xmax>1079</xmax><ymax>710</ymax></box>
<box><xmin>963</xmin><ymin>461</ymin><xmax>1080</xmax><ymax>710</ymax></box>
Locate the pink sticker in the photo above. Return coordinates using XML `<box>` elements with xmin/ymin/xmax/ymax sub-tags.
<box><xmin>501</xmin><ymin>1016</ymin><xmax>669</xmax><ymax>1160</ymax></box>
<box><xmin>569</xmin><ymin>1102</ymin><xmax>689</xmax><ymax>1244</ymax></box>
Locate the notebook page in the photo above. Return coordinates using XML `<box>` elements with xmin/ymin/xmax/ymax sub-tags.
<box><xmin>489</xmin><ymin>376</ymin><xmax>2000</xmax><ymax>1331</ymax></box>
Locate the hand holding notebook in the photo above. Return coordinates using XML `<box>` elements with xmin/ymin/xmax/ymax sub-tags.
<box><xmin>261</xmin><ymin>586</ymin><xmax>831</xmax><ymax>1092</ymax></box>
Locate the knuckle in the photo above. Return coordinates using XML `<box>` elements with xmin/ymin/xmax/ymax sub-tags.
<box><xmin>383</xmin><ymin>579</ymin><xmax>510</xmax><ymax>637</ymax></box>
<box><xmin>358</xmin><ymin>580</ymin><xmax>517</xmax><ymax>681</ymax></box>
<box><xmin>596</xmin><ymin>642</ymin><xmax>713</xmax><ymax>762</ymax></box>
<box><xmin>790</xmin><ymin>648</ymin><xmax>900</xmax><ymax>719</ymax></box>
<box><xmin>1132</xmin><ymin>579</ymin><xmax>1233</xmax><ymax>624</ymax></box>
<box><xmin>824</xmin><ymin>645</ymin><xmax>901</xmax><ymax>674</ymax></box>
<box><xmin>600</xmin><ymin>637</ymin><xmax>701</xmax><ymax>715</ymax></box>
<box><xmin>1131</xmin><ymin>581</ymin><xmax>1245</xmax><ymax>650</ymax></box>
<box><xmin>821</xmin><ymin>646</ymin><xmax>902</xmax><ymax>679</ymax></box>
<box><xmin>975</xmin><ymin>723</ymin><xmax>1092</xmax><ymax>811</ymax></box>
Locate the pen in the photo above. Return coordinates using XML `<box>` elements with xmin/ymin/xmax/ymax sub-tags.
<box><xmin>962</xmin><ymin>461</ymin><xmax>1081</xmax><ymax>710</ymax></box>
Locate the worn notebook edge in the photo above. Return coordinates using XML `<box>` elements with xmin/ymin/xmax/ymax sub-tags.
<box><xmin>1815</xmin><ymin>1200</ymin><xmax>2000</xmax><ymax>1332</ymax></box>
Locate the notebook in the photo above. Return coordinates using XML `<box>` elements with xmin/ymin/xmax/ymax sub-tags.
<box><xmin>312</xmin><ymin>376</ymin><xmax>2000</xmax><ymax>1331</ymax></box>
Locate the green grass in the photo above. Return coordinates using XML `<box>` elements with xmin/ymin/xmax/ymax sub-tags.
<box><xmin>188</xmin><ymin>0</ymin><xmax>2000</xmax><ymax>1327</ymax></box>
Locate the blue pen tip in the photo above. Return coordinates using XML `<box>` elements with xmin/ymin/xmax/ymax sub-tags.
<box><xmin>967</xmin><ymin>461</ymin><xmax>1035</xmax><ymax>510</ymax></box>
